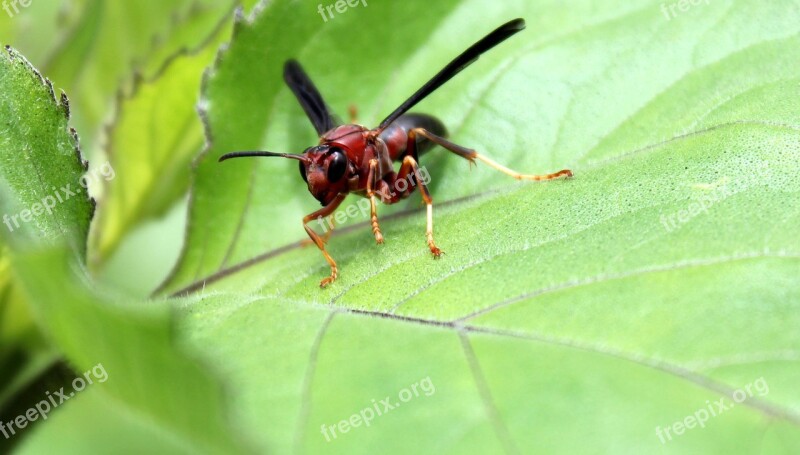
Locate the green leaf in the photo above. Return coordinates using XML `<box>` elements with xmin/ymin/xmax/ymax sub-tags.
<box><xmin>10</xmin><ymin>248</ymin><xmax>249</xmax><ymax>453</ymax></box>
<box><xmin>0</xmin><ymin>248</ymin><xmax>33</xmax><ymax>354</ymax></box>
<box><xmin>83</xmin><ymin>1</ymin><xmax>263</xmax><ymax>264</ymax></box>
<box><xmin>41</xmin><ymin>0</ymin><xmax>241</xmax><ymax>149</ymax></box>
<box><xmin>0</xmin><ymin>47</ymin><xmax>248</xmax><ymax>453</ymax></box>
<box><xmin>0</xmin><ymin>45</ymin><xmax>88</xmax><ymax>429</ymax></box>
<box><xmin>0</xmin><ymin>245</ymin><xmax>56</xmax><ymax>414</ymax></box>
<box><xmin>89</xmin><ymin>24</ymin><xmax>229</xmax><ymax>264</ymax></box>
<box><xmin>160</xmin><ymin>0</ymin><xmax>800</xmax><ymax>293</ymax></box>
<box><xmin>0</xmin><ymin>0</ymin><xmax>88</xmax><ymax>65</ymax></box>
<box><xmin>15</xmin><ymin>387</ymin><xmax>196</xmax><ymax>455</ymax></box>
<box><xmin>153</xmin><ymin>0</ymin><xmax>800</xmax><ymax>453</ymax></box>
<box><xmin>0</xmin><ymin>46</ymin><xmax>93</xmax><ymax>254</ymax></box>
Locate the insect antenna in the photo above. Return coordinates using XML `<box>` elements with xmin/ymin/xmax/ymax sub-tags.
<box><xmin>218</xmin><ymin>151</ymin><xmax>309</xmax><ymax>162</ymax></box>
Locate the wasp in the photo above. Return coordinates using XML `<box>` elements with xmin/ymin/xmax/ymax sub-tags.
<box><xmin>220</xmin><ymin>18</ymin><xmax>572</xmax><ymax>287</ymax></box>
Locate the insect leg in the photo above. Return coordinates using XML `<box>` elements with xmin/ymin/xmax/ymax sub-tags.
<box><xmin>322</xmin><ymin>217</ymin><xmax>336</xmax><ymax>243</ymax></box>
<box><xmin>396</xmin><ymin>155</ymin><xmax>443</xmax><ymax>258</ymax></box>
<box><xmin>366</xmin><ymin>159</ymin><xmax>385</xmax><ymax>244</ymax></box>
<box><xmin>303</xmin><ymin>193</ymin><xmax>347</xmax><ymax>287</ymax></box>
<box><xmin>412</xmin><ymin>128</ymin><xmax>573</xmax><ymax>181</ymax></box>
<box><xmin>299</xmin><ymin>216</ymin><xmax>335</xmax><ymax>247</ymax></box>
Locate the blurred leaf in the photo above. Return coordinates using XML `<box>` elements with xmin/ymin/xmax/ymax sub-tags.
<box><xmin>0</xmin><ymin>246</ymin><xmax>57</xmax><ymax>418</ymax></box>
<box><xmin>10</xmin><ymin>248</ymin><xmax>249</xmax><ymax>453</ymax></box>
<box><xmin>42</xmin><ymin>0</ymin><xmax>241</xmax><ymax>150</ymax></box>
<box><xmin>0</xmin><ymin>249</ymin><xmax>29</xmax><ymax>351</ymax></box>
<box><xmin>85</xmin><ymin>1</ymin><xmax>263</xmax><ymax>266</ymax></box>
<box><xmin>89</xmin><ymin>23</ymin><xmax>229</xmax><ymax>265</ymax></box>
<box><xmin>0</xmin><ymin>247</ymin><xmax>55</xmax><ymax>414</ymax></box>
<box><xmin>0</xmin><ymin>46</ymin><xmax>249</xmax><ymax>453</ymax></box>
<box><xmin>95</xmin><ymin>199</ymin><xmax>188</xmax><ymax>298</ymax></box>
<box><xmin>0</xmin><ymin>0</ymin><xmax>87</xmax><ymax>65</ymax></box>
<box><xmin>0</xmin><ymin>345</ymin><xmax>58</xmax><ymax>413</ymax></box>
<box><xmin>153</xmin><ymin>0</ymin><xmax>800</xmax><ymax>453</ymax></box>
<box><xmin>15</xmin><ymin>387</ymin><xmax>194</xmax><ymax>455</ymax></box>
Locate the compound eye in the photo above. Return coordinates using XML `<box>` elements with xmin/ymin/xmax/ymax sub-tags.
<box><xmin>326</xmin><ymin>148</ymin><xmax>348</xmax><ymax>182</ymax></box>
<box><xmin>299</xmin><ymin>160</ymin><xmax>308</xmax><ymax>183</ymax></box>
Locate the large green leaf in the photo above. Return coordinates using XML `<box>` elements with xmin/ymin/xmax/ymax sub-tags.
<box><xmin>5</xmin><ymin>0</ymin><xmax>800</xmax><ymax>453</ymax></box>
<box><xmin>142</xmin><ymin>0</ymin><xmax>800</xmax><ymax>453</ymax></box>
<box><xmin>0</xmin><ymin>47</ymin><xmax>248</xmax><ymax>453</ymax></box>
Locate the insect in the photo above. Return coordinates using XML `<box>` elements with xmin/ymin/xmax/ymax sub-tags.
<box><xmin>219</xmin><ymin>18</ymin><xmax>572</xmax><ymax>288</ymax></box>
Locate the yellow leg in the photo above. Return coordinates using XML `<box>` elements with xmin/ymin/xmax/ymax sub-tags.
<box><xmin>366</xmin><ymin>159</ymin><xmax>384</xmax><ymax>244</ymax></box>
<box><xmin>303</xmin><ymin>193</ymin><xmax>347</xmax><ymax>287</ymax></box>
<box><xmin>397</xmin><ymin>155</ymin><xmax>443</xmax><ymax>258</ymax></box>
<box><xmin>412</xmin><ymin>128</ymin><xmax>573</xmax><ymax>181</ymax></box>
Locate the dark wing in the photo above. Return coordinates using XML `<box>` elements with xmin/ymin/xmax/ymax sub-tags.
<box><xmin>376</xmin><ymin>18</ymin><xmax>525</xmax><ymax>134</ymax></box>
<box><xmin>283</xmin><ymin>59</ymin><xmax>342</xmax><ymax>135</ymax></box>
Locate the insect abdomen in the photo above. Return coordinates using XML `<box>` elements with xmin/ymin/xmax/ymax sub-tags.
<box><xmin>380</xmin><ymin>113</ymin><xmax>447</xmax><ymax>161</ymax></box>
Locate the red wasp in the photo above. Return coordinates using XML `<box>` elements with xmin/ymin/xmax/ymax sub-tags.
<box><xmin>220</xmin><ymin>18</ymin><xmax>572</xmax><ymax>288</ymax></box>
